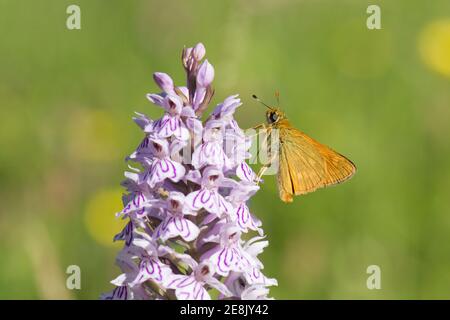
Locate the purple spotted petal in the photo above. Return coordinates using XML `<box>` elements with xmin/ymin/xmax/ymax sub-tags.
<box><xmin>147</xmin><ymin>158</ymin><xmax>186</xmax><ymax>188</ymax></box>
<box><xmin>113</xmin><ymin>221</ymin><xmax>134</xmax><ymax>247</ymax></box>
<box><xmin>217</xmin><ymin>194</ymin><xmax>233</xmax><ymax>215</ymax></box>
<box><xmin>231</xmin><ymin>202</ymin><xmax>262</xmax><ymax>235</ymax></box>
<box><xmin>119</xmin><ymin>192</ymin><xmax>146</xmax><ymax>216</ymax></box>
<box><xmin>165</xmin><ymin>275</ymin><xmax>211</xmax><ymax>300</ymax></box>
<box><xmin>202</xmin><ymin>246</ymin><xmax>242</xmax><ymax>277</ymax></box>
<box><xmin>101</xmin><ymin>286</ymin><xmax>131</xmax><ymax>300</ymax></box>
<box><xmin>236</xmin><ymin>162</ymin><xmax>256</xmax><ymax>183</ymax></box>
<box><xmin>130</xmin><ymin>257</ymin><xmax>171</xmax><ymax>286</ymax></box>
<box><xmin>154</xmin><ymin>216</ymin><xmax>200</xmax><ymax>242</ymax></box>
<box><xmin>154</xmin><ymin>114</ymin><xmax>189</xmax><ymax>140</ymax></box>
<box><xmin>192</xmin><ymin>142</ymin><xmax>230</xmax><ymax>169</ymax></box>
<box><xmin>186</xmin><ymin>188</ymin><xmax>218</xmax><ymax>213</ymax></box>
<box><xmin>243</xmin><ymin>266</ymin><xmax>278</xmax><ymax>287</ymax></box>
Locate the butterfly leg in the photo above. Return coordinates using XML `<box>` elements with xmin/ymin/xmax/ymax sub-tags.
<box><xmin>256</xmin><ymin>125</ymin><xmax>273</xmax><ymax>164</ymax></box>
<box><xmin>245</xmin><ymin>123</ymin><xmax>267</xmax><ymax>139</ymax></box>
<box><xmin>256</xmin><ymin>149</ymin><xmax>277</xmax><ymax>185</ymax></box>
<box><xmin>255</xmin><ymin>126</ymin><xmax>276</xmax><ymax>185</ymax></box>
<box><xmin>245</xmin><ymin>124</ymin><xmax>271</xmax><ymax>164</ymax></box>
<box><xmin>250</xmin><ymin>123</ymin><xmax>266</xmax><ymax>130</ymax></box>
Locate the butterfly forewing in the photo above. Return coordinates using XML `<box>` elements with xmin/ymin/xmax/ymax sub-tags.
<box><xmin>277</xmin><ymin>125</ymin><xmax>356</xmax><ymax>202</ymax></box>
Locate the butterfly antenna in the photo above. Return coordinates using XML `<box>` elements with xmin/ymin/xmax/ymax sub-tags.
<box><xmin>275</xmin><ymin>90</ymin><xmax>280</xmax><ymax>107</ymax></box>
<box><xmin>252</xmin><ymin>94</ymin><xmax>273</xmax><ymax>110</ymax></box>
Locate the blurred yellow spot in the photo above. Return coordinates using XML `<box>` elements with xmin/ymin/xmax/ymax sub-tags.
<box><xmin>419</xmin><ymin>19</ymin><xmax>450</xmax><ymax>77</ymax></box>
<box><xmin>84</xmin><ymin>189</ymin><xmax>126</xmax><ymax>248</ymax></box>
<box><xmin>66</xmin><ymin>109</ymin><xmax>122</xmax><ymax>163</ymax></box>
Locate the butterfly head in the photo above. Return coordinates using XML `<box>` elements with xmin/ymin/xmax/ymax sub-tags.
<box><xmin>266</xmin><ymin>108</ymin><xmax>285</xmax><ymax>124</ymax></box>
<box><xmin>252</xmin><ymin>94</ymin><xmax>286</xmax><ymax>125</ymax></box>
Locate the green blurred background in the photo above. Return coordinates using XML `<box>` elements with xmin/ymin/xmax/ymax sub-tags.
<box><xmin>1</xmin><ymin>0</ymin><xmax>450</xmax><ymax>299</ymax></box>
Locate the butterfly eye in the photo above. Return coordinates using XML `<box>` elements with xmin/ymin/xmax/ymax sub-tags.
<box><xmin>270</xmin><ymin>112</ymin><xmax>278</xmax><ymax>123</ymax></box>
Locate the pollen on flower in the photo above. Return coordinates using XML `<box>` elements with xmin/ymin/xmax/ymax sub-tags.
<box><xmin>102</xmin><ymin>43</ymin><xmax>277</xmax><ymax>300</ymax></box>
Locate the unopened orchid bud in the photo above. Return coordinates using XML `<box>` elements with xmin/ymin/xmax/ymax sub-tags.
<box><xmin>182</xmin><ymin>47</ymin><xmax>193</xmax><ymax>68</ymax></box>
<box><xmin>193</xmin><ymin>43</ymin><xmax>206</xmax><ymax>61</ymax></box>
<box><xmin>153</xmin><ymin>72</ymin><xmax>174</xmax><ymax>93</ymax></box>
<box><xmin>196</xmin><ymin>59</ymin><xmax>215</xmax><ymax>88</ymax></box>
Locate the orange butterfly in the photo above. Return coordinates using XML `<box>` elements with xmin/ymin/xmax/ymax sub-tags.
<box><xmin>252</xmin><ymin>93</ymin><xmax>356</xmax><ymax>203</ymax></box>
